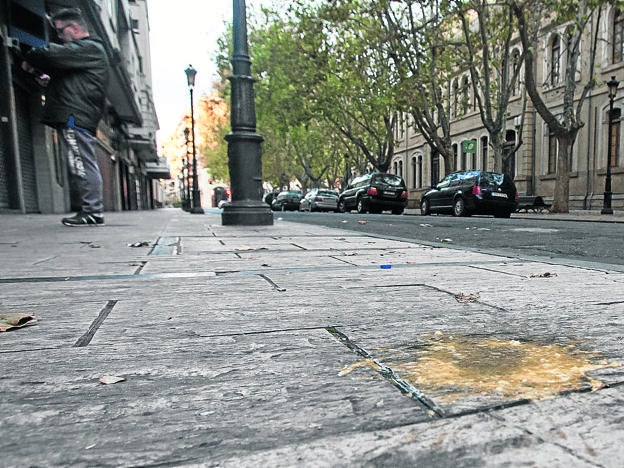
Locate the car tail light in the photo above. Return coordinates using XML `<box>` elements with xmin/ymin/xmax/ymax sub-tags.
<box><xmin>314</xmin><ymin>196</ymin><xmax>322</xmax><ymax>202</ymax></box>
<box><xmin>515</xmin><ymin>191</ymin><xmax>519</xmax><ymax>201</ymax></box>
<box><xmin>367</xmin><ymin>187</ymin><xmax>378</xmax><ymax>196</ymax></box>
<box><xmin>400</xmin><ymin>190</ymin><xmax>408</xmax><ymax>199</ymax></box>
<box><xmin>472</xmin><ymin>185</ymin><xmax>482</xmax><ymax>196</ymax></box>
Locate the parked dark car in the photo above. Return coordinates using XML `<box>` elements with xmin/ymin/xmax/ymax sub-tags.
<box><xmin>338</xmin><ymin>172</ymin><xmax>408</xmax><ymax>215</ymax></box>
<box><xmin>299</xmin><ymin>189</ymin><xmax>339</xmax><ymax>212</ymax></box>
<box><xmin>271</xmin><ymin>191</ymin><xmax>303</xmax><ymax>211</ymax></box>
<box><xmin>420</xmin><ymin>170</ymin><xmax>518</xmax><ymax>218</ymax></box>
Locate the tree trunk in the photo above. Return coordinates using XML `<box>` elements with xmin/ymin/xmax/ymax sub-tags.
<box><xmin>551</xmin><ymin>134</ymin><xmax>574</xmax><ymax>213</ymax></box>
<box><xmin>490</xmin><ymin>133</ymin><xmax>505</xmax><ymax>173</ymax></box>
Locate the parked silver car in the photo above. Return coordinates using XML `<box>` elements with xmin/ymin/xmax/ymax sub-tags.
<box><xmin>299</xmin><ymin>189</ymin><xmax>339</xmax><ymax>212</ymax></box>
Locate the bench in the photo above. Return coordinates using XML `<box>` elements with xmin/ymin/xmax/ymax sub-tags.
<box><xmin>516</xmin><ymin>195</ymin><xmax>551</xmax><ymax>213</ymax></box>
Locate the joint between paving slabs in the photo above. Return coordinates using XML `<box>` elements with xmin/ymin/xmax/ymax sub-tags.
<box><xmin>326</xmin><ymin>326</ymin><xmax>445</xmax><ymax>418</ymax></box>
<box><xmin>259</xmin><ymin>274</ymin><xmax>286</xmax><ymax>292</ymax></box>
<box><xmin>133</xmin><ymin>261</ymin><xmax>147</xmax><ymax>275</ymax></box>
<box><xmin>73</xmin><ymin>300</ymin><xmax>118</xmax><ymax>347</ymax></box>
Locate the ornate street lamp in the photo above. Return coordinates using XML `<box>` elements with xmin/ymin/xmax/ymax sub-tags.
<box><xmin>185</xmin><ymin>64</ymin><xmax>204</xmax><ymax>214</ymax></box>
<box><xmin>221</xmin><ymin>0</ymin><xmax>273</xmax><ymax>225</ymax></box>
<box><xmin>602</xmin><ymin>76</ymin><xmax>619</xmax><ymax>215</ymax></box>
<box><xmin>183</xmin><ymin>128</ymin><xmax>192</xmax><ymax>211</ymax></box>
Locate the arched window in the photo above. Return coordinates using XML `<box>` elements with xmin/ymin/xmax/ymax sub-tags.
<box><xmin>462</xmin><ymin>77</ymin><xmax>470</xmax><ymax>115</ymax></box>
<box><xmin>393</xmin><ymin>161</ymin><xmax>398</xmax><ymax>174</ymax></box>
<box><xmin>411</xmin><ymin>157</ymin><xmax>417</xmax><ymax>189</ymax></box>
<box><xmin>503</xmin><ymin>130</ymin><xmax>516</xmax><ymax>177</ymax></box>
<box><xmin>550</xmin><ymin>36</ymin><xmax>561</xmax><ymax>86</ymax></box>
<box><xmin>609</xmin><ymin>108</ymin><xmax>621</xmax><ymax>167</ymax></box>
<box><xmin>398</xmin><ymin>160</ymin><xmax>403</xmax><ymax>178</ymax></box>
<box><xmin>511</xmin><ymin>49</ymin><xmax>521</xmax><ymax>96</ymax></box>
<box><xmin>418</xmin><ymin>155</ymin><xmax>423</xmax><ymax>188</ymax></box>
<box><xmin>452</xmin><ymin>80</ymin><xmax>459</xmax><ymax>117</ymax></box>
<box><xmin>548</xmin><ymin>127</ymin><xmax>557</xmax><ymax>174</ymax></box>
<box><xmin>614</xmin><ymin>11</ymin><xmax>624</xmax><ymax>63</ymax></box>
<box><xmin>431</xmin><ymin>151</ymin><xmax>440</xmax><ymax>186</ymax></box>
<box><xmin>480</xmin><ymin>136</ymin><xmax>488</xmax><ymax>171</ymax></box>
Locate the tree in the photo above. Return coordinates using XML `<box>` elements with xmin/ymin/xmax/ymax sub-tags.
<box><xmin>511</xmin><ymin>0</ymin><xmax>604</xmax><ymax>212</ymax></box>
<box><xmin>455</xmin><ymin>0</ymin><xmax>527</xmax><ymax>173</ymax></box>
<box><xmin>373</xmin><ymin>0</ymin><xmax>458</xmax><ymax>176</ymax></box>
<box><xmin>196</xmin><ymin>93</ymin><xmax>230</xmax><ymax>183</ymax></box>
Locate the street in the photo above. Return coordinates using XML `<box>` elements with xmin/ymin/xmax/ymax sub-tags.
<box><xmin>277</xmin><ymin>211</ymin><xmax>624</xmax><ymax>270</ymax></box>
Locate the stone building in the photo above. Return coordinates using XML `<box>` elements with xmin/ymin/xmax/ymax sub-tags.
<box><xmin>0</xmin><ymin>0</ymin><xmax>168</xmax><ymax>214</ymax></box>
<box><xmin>392</xmin><ymin>5</ymin><xmax>623</xmax><ymax>212</ymax></box>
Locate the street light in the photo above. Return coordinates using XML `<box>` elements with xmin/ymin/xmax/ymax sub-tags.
<box><xmin>221</xmin><ymin>0</ymin><xmax>273</xmax><ymax>225</ymax></box>
<box><xmin>602</xmin><ymin>76</ymin><xmax>619</xmax><ymax>215</ymax></box>
<box><xmin>183</xmin><ymin>128</ymin><xmax>192</xmax><ymax>211</ymax></box>
<box><xmin>185</xmin><ymin>64</ymin><xmax>204</xmax><ymax>214</ymax></box>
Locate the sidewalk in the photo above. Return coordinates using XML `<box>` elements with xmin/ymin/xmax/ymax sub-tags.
<box><xmin>0</xmin><ymin>209</ymin><xmax>623</xmax><ymax>467</ymax></box>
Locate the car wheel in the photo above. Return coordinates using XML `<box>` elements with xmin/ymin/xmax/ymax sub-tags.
<box><xmin>357</xmin><ymin>198</ymin><xmax>367</xmax><ymax>214</ymax></box>
<box><xmin>420</xmin><ymin>199</ymin><xmax>430</xmax><ymax>216</ymax></box>
<box><xmin>453</xmin><ymin>197</ymin><xmax>467</xmax><ymax>217</ymax></box>
<box><xmin>337</xmin><ymin>199</ymin><xmax>347</xmax><ymax>213</ymax></box>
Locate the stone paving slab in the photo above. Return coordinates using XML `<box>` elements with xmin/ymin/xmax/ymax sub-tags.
<box><xmin>217</xmin><ymin>386</ymin><xmax>624</xmax><ymax>467</ymax></box>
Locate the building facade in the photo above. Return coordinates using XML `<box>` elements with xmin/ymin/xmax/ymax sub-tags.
<box><xmin>0</xmin><ymin>0</ymin><xmax>168</xmax><ymax>214</ymax></box>
<box><xmin>393</xmin><ymin>5</ymin><xmax>624</xmax><ymax>212</ymax></box>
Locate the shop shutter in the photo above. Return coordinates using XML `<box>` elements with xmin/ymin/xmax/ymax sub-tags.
<box><xmin>0</xmin><ymin>125</ymin><xmax>9</xmax><ymax>208</ymax></box>
<box><xmin>14</xmin><ymin>87</ymin><xmax>38</xmax><ymax>212</ymax></box>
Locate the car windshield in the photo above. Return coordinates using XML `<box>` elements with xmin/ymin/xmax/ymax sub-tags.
<box><xmin>372</xmin><ymin>174</ymin><xmax>404</xmax><ymax>187</ymax></box>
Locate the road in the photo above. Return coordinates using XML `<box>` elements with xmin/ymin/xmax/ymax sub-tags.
<box><xmin>276</xmin><ymin>211</ymin><xmax>624</xmax><ymax>270</ymax></box>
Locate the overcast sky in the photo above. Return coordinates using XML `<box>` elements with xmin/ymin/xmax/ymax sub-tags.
<box><xmin>147</xmin><ymin>0</ymin><xmax>272</xmax><ymax>147</ymax></box>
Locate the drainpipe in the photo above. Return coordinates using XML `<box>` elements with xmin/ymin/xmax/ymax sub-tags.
<box><xmin>530</xmin><ymin>107</ymin><xmax>536</xmax><ymax>196</ymax></box>
<box><xmin>0</xmin><ymin>24</ymin><xmax>25</xmax><ymax>212</ymax></box>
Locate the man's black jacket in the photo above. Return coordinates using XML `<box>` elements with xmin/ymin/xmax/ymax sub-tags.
<box><xmin>25</xmin><ymin>37</ymin><xmax>109</xmax><ymax>134</ymax></box>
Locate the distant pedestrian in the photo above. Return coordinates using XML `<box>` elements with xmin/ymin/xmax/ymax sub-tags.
<box><xmin>22</xmin><ymin>8</ymin><xmax>109</xmax><ymax>226</ymax></box>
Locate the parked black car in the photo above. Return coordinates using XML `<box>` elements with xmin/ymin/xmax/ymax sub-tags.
<box><xmin>338</xmin><ymin>172</ymin><xmax>408</xmax><ymax>215</ymax></box>
<box><xmin>420</xmin><ymin>170</ymin><xmax>518</xmax><ymax>218</ymax></box>
<box><xmin>271</xmin><ymin>191</ymin><xmax>303</xmax><ymax>211</ymax></box>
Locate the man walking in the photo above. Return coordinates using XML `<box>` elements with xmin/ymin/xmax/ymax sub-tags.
<box><xmin>22</xmin><ymin>8</ymin><xmax>109</xmax><ymax>226</ymax></box>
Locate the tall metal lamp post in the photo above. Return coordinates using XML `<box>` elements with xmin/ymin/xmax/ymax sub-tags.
<box><xmin>221</xmin><ymin>0</ymin><xmax>273</xmax><ymax>225</ymax></box>
<box><xmin>185</xmin><ymin>65</ymin><xmax>204</xmax><ymax>214</ymax></box>
<box><xmin>602</xmin><ymin>76</ymin><xmax>619</xmax><ymax>215</ymax></box>
<box><xmin>183</xmin><ymin>128</ymin><xmax>192</xmax><ymax>211</ymax></box>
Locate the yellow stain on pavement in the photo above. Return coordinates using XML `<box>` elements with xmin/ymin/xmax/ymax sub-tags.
<box><xmin>342</xmin><ymin>333</ymin><xmax>620</xmax><ymax>402</ymax></box>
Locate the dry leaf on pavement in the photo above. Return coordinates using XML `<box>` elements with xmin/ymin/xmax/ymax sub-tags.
<box><xmin>0</xmin><ymin>313</ymin><xmax>37</xmax><ymax>332</ymax></box>
<box><xmin>455</xmin><ymin>292</ymin><xmax>480</xmax><ymax>303</ymax></box>
<box><xmin>99</xmin><ymin>375</ymin><xmax>126</xmax><ymax>385</ymax></box>
<box><xmin>528</xmin><ymin>272</ymin><xmax>558</xmax><ymax>278</ymax></box>
<box><xmin>128</xmin><ymin>241</ymin><xmax>150</xmax><ymax>247</ymax></box>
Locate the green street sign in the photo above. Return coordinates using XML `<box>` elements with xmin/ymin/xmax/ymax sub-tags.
<box><xmin>462</xmin><ymin>140</ymin><xmax>477</xmax><ymax>154</ymax></box>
